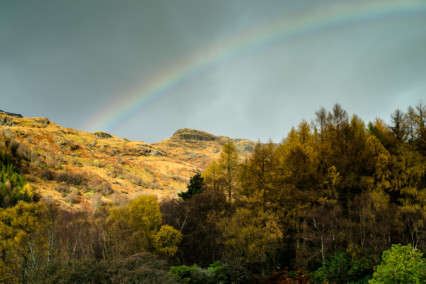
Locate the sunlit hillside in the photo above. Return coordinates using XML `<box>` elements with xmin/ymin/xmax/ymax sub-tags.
<box><xmin>0</xmin><ymin>111</ymin><xmax>255</xmax><ymax>210</ymax></box>
<box><xmin>0</xmin><ymin>104</ymin><xmax>425</xmax><ymax>283</ymax></box>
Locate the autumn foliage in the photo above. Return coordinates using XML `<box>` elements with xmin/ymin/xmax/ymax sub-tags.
<box><xmin>0</xmin><ymin>103</ymin><xmax>425</xmax><ymax>283</ymax></box>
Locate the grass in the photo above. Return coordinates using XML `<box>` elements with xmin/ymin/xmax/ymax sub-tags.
<box><xmin>2</xmin><ymin>114</ymin><xmax>255</xmax><ymax>209</ymax></box>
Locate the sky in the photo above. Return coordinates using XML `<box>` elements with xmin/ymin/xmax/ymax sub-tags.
<box><xmin>1</xmin><ymin>0</ymin><xmax>426</xmax><ymax>143</ymax></box>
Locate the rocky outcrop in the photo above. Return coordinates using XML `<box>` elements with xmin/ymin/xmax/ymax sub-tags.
<box><xmin>35</xmin><ymin>118</ymin><xmax>50</xmax><ymax>127</ymax></box>
<box><xmin>94</xmin><ymin>131</ymin><xmax>113</xmax><ymax>139</ymax></box>
<box><xmin>0</xmin><ymin>114</ymin><xmax>17</xmax><ymax>126</ymax></box>
<box><xmin>0</xmin><ymin>128</ymin><xmax>15</xmax><ymax>138</ymax></box>
<box><xmin>172</xmin><ymin>128</ymin><xmax>217</xmax><ymax>142</ymax></box>
<box><xmin>123</xmin><ymin>145</ymin><xmax>166</xmax><ymax>157</ymax></box>
<box><xmin>54</xmin><ymin>137</ymin><xmax>80</xmax><ymax>151</ymax></box>
<box><xmin>0</xmin><ymin>110</ymin><xmax>23</xmax><ymax>118</ymax></box>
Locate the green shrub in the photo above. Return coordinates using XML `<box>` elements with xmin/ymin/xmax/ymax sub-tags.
<box><xmin>170</xmin><ymin>261</ymin><xmax>230</xmax><ymax>284</ymax></box>
<box><xmin>207</xmin><ymin>261</ymin><xmax>228</xmax><ymax>283</ymax></box>
<box><xmin>0</xmin><ymin>150</ymin><xmax>33</xmax><ymax>207</ymax></box>
<box><xmin>313</xmin><ymin>252</ymin><xmax>370</xmax><ymax>283</ymax></box>
<box><xmin>170</xmin><ymin>264</ymin><xmax>196</xmax><ymax>283</ymax></box>
<box><xmin>369</xmin><ymin>244</ymin><xmax>425</xmax><ymax>284</ymax></box>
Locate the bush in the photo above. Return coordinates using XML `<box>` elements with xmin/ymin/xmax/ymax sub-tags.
<box><xmin>53</xmin><ymin>183</ymin><xmax>71</xmax><ymax>195</ymax></box>
<box><xmin>153</xmin><ymin>225</ymin><xmax>182</xmax><ymax>257</ymax></box>
<box><xmin>40</xmin><ymin>169</ymin><xmax>56</xmax><ymax>180</ymax></box>
<box><xmin>110</xmin><ymin>192</ymin><xmax>129</xmax><ymax>206</ymax></box>
<box><xmin>313</xmin><ymin>252</ymin><xmax>370</xmax><ymax>283</ymax></box>
<box><xmin>207</xmin><ymin>261</ymin><xmax>228</xmax><ymax>283</ymax></box>
<box><xmin>370</xmin><ymin>244</ymin><xmax>425</xmax><ymax>284</ymax></box>
<box><xmin>129</xmin><ymin>175</ymin><xmax>144</xmax><ymax>186</ymax></box>
<box><xmin>87</xmin><ymin>179</ymin><xmax>113</xmax><ymax>196</ymax></box>
<box><xmin>46</xmin><ymin>153</ymin><xmax>64</xmax><ymax>169</ymax></box>
<box><xmin>56</xmin><ymin>172</ymin><xmax>87</xmax><ymax>186</ymax></box>
<box><xmin>92</xmin><ymin>159</ymin><xmax>104</xmax><ymax>168</ymax></box>
<box><xmin>314</xmin><ymin>252</ymin><xmax>351</xmax><ymax>283</ymax></box>
<box><xmin>91</xmin><ymin>193</ymin><xmax>103</xmax><ymax>209</ymax></box>
<box><xmin>15</xmin><ymin>142</ymin><xmax>31</xmax><ymax>161</ymax></box>
<box><xmin>170</xmin><ymin>265</ymin><xmax>196</xmax><ymax>283</ymax></box>
<box><xmin>0</xmin><ymin>150</ymin><xmax>33</xmax><ymax>207</ymax></box>
<box><xmin>170</xmin><ymin>262</ymin><xmax>231</xmax><ymax>284</ymax></box>
<box><xmin>39</xmin><ymin>253</ymin><xmax>178</xmax><ymax>284</ymax></box>
<box><xmin>65</xmin><ymin>192</ymin><xmax>80</xmax><ymax>204</ymax></box>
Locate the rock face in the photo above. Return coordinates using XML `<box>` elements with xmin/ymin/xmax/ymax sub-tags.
<box><xmin>0</xmin><ymin>115</ymin><xmax>17</xmax><ymax>127</ymax></box>
<box><xmin>94</xmin><ymin>131</ymin><xmax>113</xmax><ymax>139</ymax></box>
<box><xmin>0</xmin><ymin>110</ymin><xmax>23</xmax><ymax>118</ymax></box>
<box><xmin>35</xmin><ymin>118</ymin><xmax>50</xmax><ymax>127</ymax></box>
<box><xmin>0</xmin><ymin>128</ymin><xmax>15</xmax><ymax>138</ymax></box>
<box><xmin>172</xmin><ymin>128</ymin><xmax>217</xmax><ymax>141</ymax></box>
<box><xmin>123</xmin><ymin>146</ymin><xmax>166</xmax><ymax>157</ymax></box>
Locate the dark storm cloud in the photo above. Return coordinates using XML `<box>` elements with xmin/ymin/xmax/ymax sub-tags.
<box><xmin>1</xmin><ymin>0</ymin><xmax>426</xmax><ymax>143</ymax></box>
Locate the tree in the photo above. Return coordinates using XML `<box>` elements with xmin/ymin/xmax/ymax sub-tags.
<box><xmin>161</xmin><ymin>187</ymin><xmax>226</xmax><ymax>266</ymax></box>
<box><xmin>218</xmin><ymin>141</ymin><xmax>239</xmax><ymax>204</ymax></box>
<box><xmin>365</xmin><ymin>135</ymin><xmax>392</xmax><ymax>192</ymax></box>
<box><xmin>178</xmin><ymin>173</ymin><xmax>204</xmax><ymax>201</ymax></box>
<box><xmin>202</xmin><ymin>161</ymin><xmax>223</xmax><ymax>193</ymax></box>
<box><xmin>370</xmin><ymin>244</ymin><xmax>425</xmax><ymax>283</ymax></box>
<box><xmin>328</xmin><ymin>104</ymin><xmax>349</xmax><ymax>158</ymax></box>
<box><xmin>405</xmin><ymin>106</ymin><xmax>417</xmax><ymax>144</ymax></box>
<box><xmin>217</xmin><ymin>207</ymin><xmax>282</xmax><ymax>274</ymax></box>
<box><xmin>313</xmin><ymin>252</ymin><xmax>364</xmax><ymax>283</ymax></box>
<box><xmin>107</xmin><ymin>195</ymin><xmax>163</xmax><ymax>257</ymax></box>
<box><xmin>302</xmin><ymin>199</ymin><xmax>342</xmax><ymax>267</ymax></box>
<box><xmin>415</xmin><ymin>102</ymin><xmax>426</xmax><ymax>154</ymax></box>
<box><xmin>153</xmin><ymin>225</ymin><xmax>182</xmax><ymax>258</ymax></box>
<box><xmin>239</xmin><ymin>142</ymin><xmax>278</xmax><ymax>212</ymax></box>
<box><xmin>0</xmin><ymin>201</ymin><xmax>48</xmax><ymax>282</ymax></box>
<box><xmin>368</xmin><ymin>118</ymin><xmax>395</xmax><ymax>153</ymax></box>
<box><xmin>390</xmin><ymin>109</ymin><xmax>407</xmax><ymax>143</ymax></box>
<box><xmin>0</xmin><ymin>150</ymin><xmax>34</xmax><ymax>207</ymax></box>
<box><xmin>315</xmin><ymin>107</ymin><xmax>327</xmax><ymax>145</ymax></box>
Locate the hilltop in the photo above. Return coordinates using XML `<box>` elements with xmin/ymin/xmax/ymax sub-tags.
<box><xmin>0</xmin><ymin>111</ymin><xmax>255</xmax><ymax>210</ymax></box>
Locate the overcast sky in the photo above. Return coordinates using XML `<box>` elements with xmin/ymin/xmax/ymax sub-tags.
<box><xmin>1</xmin><ymin>0</ymin><xmax>426</xmax><ymax>143</ymax></box>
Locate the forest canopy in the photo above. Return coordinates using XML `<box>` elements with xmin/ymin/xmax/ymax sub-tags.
<box><xmin>0</xmin><ymin>103</ymin><xmax>425</xmax><ymax>283</ymax></box>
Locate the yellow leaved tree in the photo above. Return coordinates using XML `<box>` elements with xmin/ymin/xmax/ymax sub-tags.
<box><xmin>107</xmin><ymin>195</ymin><xmax>182</xmax><ymax>258</ymax></box>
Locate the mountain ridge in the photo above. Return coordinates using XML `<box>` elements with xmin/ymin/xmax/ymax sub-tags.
<box><xmin>0</xmin><ymin>111</ymin><xmax>255</xmax><ymax>210</ymax></box>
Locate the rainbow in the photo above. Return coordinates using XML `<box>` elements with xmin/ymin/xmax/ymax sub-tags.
<box><xmin>85</xmin><ymin>1</ymin><xmax>426</xmax><ymax>133</ymax></box>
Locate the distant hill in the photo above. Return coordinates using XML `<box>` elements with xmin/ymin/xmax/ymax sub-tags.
<box><xmin>0</xmin><ymin>112</ymin><xmax>255</xmax><ymax>210</ymax></box>
<box><xmin>0</xmin><ymin>109</ymin><xmax>23</xmax><ymax>118</ymax></box>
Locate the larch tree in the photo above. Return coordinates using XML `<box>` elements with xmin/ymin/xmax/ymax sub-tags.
<box><xmin>390</xmin><ymin>109</ymin><xmax>407</xmax><ymax>143</ymax></box>
<box><xmin>239</xmin><ymin>142</ymin><xmax>278</xmax><ymax>212</ymax></box>
<box><xmin>202</xmin><ymin>161</ymin><xmax>223</xmax><ymax>193</ymax></box>
<box><xmin>218</xmin><ymin>141</ymin><xmax>240</xmax><ymax>205</ymax></box>
<box><xmin>217</xmin><ymin>207</ymin><xmax>282</xmax><ymax>273</ymax></box>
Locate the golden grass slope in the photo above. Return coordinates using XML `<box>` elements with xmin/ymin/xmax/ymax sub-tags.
<box><xmin>0</xmin><ymin>112</ymin><xmax>255</xmax><ymax>210</ymax></box>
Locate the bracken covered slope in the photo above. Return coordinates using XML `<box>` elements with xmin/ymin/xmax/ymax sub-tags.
<box><xmin>0</xmin><ymin>111</ymin><xmax>255</xmax><ymax>210</ymax></box>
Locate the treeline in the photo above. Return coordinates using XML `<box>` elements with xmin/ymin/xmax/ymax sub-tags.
<box><xmin>0</xmin><ymin>135</ymin><xmax>181</xmax><ymax>283</ymax></box>
<box><xmin>161</xmin><ymin>103</ymin><xmax>426</xmax><ymax>282</ymax></box>
<box><xmin>0</xmin><ymin>195</ymin><xmax>182</xmax><ymax>283</ymax></box>
<box><xmin>0</xmin><ymin>103</ymin><xmax>425</xmax><ymax>283</ymax></box>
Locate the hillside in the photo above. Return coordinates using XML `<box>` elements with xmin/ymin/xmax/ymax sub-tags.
<box><xmin>1</xmin><ymin>104</ymin><xmax>425</xmax><ymax>283</ymax></box>
<box><xmin>0</xmin><ymin>111</ymin><xmax>255</xmax><ymax>210</ymax></box>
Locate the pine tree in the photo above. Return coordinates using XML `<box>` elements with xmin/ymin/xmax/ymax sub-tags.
<box><xmin>178</xmin><ymin>173</ymin><xmax>204</xmax><ymax>201</ymax></box>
